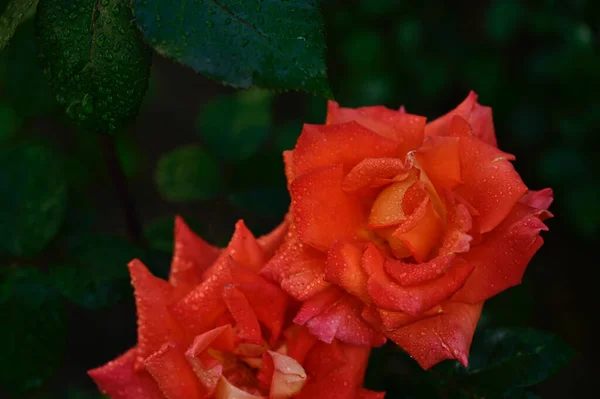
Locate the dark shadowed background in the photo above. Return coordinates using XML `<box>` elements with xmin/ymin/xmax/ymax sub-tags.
<box><xmin>0</xmin><ymin>0</ymin><xmax>597</xmax><ymax>398</ymax></box>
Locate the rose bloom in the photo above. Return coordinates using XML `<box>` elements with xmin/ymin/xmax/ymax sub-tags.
<box><xmin>88</xmin><ymin>218</ymin><xmax>383</xmax><ymax>399</ymax></box>
<box><xmin>261</xmin><ymin>92</ymin><xmax>552</xmax><ymax>369</ymax></box>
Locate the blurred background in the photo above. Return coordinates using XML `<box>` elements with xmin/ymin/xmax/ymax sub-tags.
<box><xmin>0</xmin><ymin>0</ymin><xmax>597</xmax><ymax>398</ymax></box>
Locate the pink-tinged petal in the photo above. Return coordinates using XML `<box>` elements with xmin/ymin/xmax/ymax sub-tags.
<box><xmin>293</xmin><ymin>122</ymin><xmax>400</xmax><ymax>178</ymax></box>
<box><xmin>391</xmin><ymin>197</ymin><xmax>444</xmax><ymax>262</ymax></box>
<box><xmin>294</xmin><ymin>288</ymin><xmax>385</xmax><ymax>346</ymax></box>
<box><xmin>452</xmin><ymin>203</ymin><xmax>551</xmax><ymax>304</ymax></box>
<box><xmin>88</xmin><ymin>348</ymin><xmax>164</xmax><ymax>399</ymax></box>
<box><xmin>297</xmin><ymin>342</ymin><xmax>372</xmax><ymax>399</ymax></box>
<box><xmin>170</xmin><ymin>216</ymin><xmax>221</xmax><ymax>295</ymax></box>
<box><xmin>326</xmin><ymin>101</ymin><xmax>425</xmax><ymax>157</ymax></box>
<box><xmin>257</xmin><ymin>218</ymin><xmax>290</xmax><ymax>259</ymax></box>
<box><xmin>341</xmin><ymin>158</ymin><xmax>408</xmax><ymax>193</ymax></box>
<box><xmin>283</xmin><ymin>150</ymin><xmax>296</xmax><ymax>188</ymax></box>
<box><xmin>144</xmin><ymin>343</ymin><xmax>204</xmax><ymax>399</ymax></box>
<box><xmin>519</xmin><ymin>188</ymin><xmax>554</xmax><ymax>211</ymax></box>
<box><xmin>267</xmin><ymin>351</ymin><xmax>307</xmax><ymax>398</ymax></box>
<box><xmin>128</xmin><ymin>260</ymin><xmax>185</xmax><ymax>370</ymax></box>
<box><xmin>454</xmin><ymin>134</ymin><xmax>528</xmax><ymax>233</ymax></box>
<box><xmin>384</xmin><ymin>301</ymin><xmax>483</xmax><ymax>369</ymax></box>
<box><xmin>469</xmin><ymin>102</ymin><xmax>497</xmax><ymax>147</ymax></box>
<box><xmin>448</xmin><ymin>114</ymin><xmax>473</xmax><ymax>139</ymax></box>
<box><xmin>324</xmin><ymin>240</ymin><xmax>369</xmax><ymax>301</ymax></box>
<box><xmin>365</xmin><ymin>251</ymin><xmax>474</xmax><ymax>315</ymax></box>
<box><xmin>292</xmin><ymin>165</ymin><xmax>366</xmax><ymax>251</ymax></box>
<box><xmin>385</xmin><ymin>254</ymin><xmax>456</xmax><ymax>286</ymax></box>
<box><xmin>214</xmin><ymin>376</ymin><xmax>264</xmax><ymax>399</ymax></box>
<box><xmin>284</xmin><ymin>326</ymin><xmax>318</xmax><ymax>364</ymax></box>
<box><xmin>414</xmin><ymin>136</ymin><xmax>461</xmax><ymax>191</ymax></box>
<box><xmin>260</xmin><ymin>227</ymin><xmax>330</xmax><ymax>301</ymax></box>
<box><xmin>424</xmin><ymin>91</ymin><xmax>477</xmax><ymax>138</ymax></box>
<box><xmin>223</xmin><ymin>285</ymin><xmax>263</xmax><ymax>345</ymax></box>
<box><xmin>185</xmin><ymin>325</ymin><xmax>236</xmax><ymax>395</ymax></box>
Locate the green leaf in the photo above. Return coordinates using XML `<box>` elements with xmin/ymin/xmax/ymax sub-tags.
<box><xmin>197</xmin><ymin>89</ymin><xmax>274</xmax><ymax>162</ymax></box>
<box><xmin>0</xmin><ymin>18</ymin><xmax>58</xmax><ymax>118</ymax></box>
<box><xmin>462</xmin><ymin>327</ymin><xmax>574</xmax><ymax>393</ymax></box>
<box><xmin>0</xmin><ymin>143</ymin><xmax>67</xmax><ymax>257</ymax></box>
<box><xmin>36</xmin><ymin>0</ymin><xmax>151</xmax><ymax>133</ymax></box>
<box><xmin>0</xmin><ymin>103</ymin><xmax>22</xmax><ymax>142</ymax></box>
<box><xmin>133</xmin><ymin>0</ymin><xmax>331</xmax><ymax>97</ymax></box>
<box><xmin>0</xmin><ymin>267</ymin><xmax>66</xmax><ymax>394</ymax></box>
<box><xmin>155</xmin><ymin>145</ymin><xmax>223</xmax><ymax>202</ymax></box>
<box><xmin>0</xmin><ymin>0</ymin><xmax>37</xmax><ymax>52</ymax></box>
<box><xmin>50</xmin><ymin>233</ymin><xmax>144</xmax><ymax>309</ymax></box>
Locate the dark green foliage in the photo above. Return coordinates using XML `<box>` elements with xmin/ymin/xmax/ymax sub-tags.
<box><xmin>35</xmin><ymin>0</ymin><xmax>151</xmax><ymax>132</ymax></box>
<box><xmin>0</xmin><ymin>267</ymin><xmax>66</xmax><ymax>394</ymax></box>
<box><xmin>0</xmin><ymin>0</ymin><xmax>37</xmax><ymax>52</ymax></box>
<box><xmin>0</xmin><ymin>143</ymin><xmax>67</xmax><ymax>257</ymax></box>
<box><xmin>155</xmin><ymin>145</ymin><xmax>223</xmax><ymax>202</ymax></box>
<box><xmin>133</xmin><ymin>0</ymin><xmax>331</xmax><ymax>97</ymax></box>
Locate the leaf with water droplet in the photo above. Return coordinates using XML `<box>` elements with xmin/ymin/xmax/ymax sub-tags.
<box><xmin>0</xmin><ymin>0</ymin><xmax>37</xmax><ymax>52</ymax></box>
<box><xmin>36</xmin><ymin>0</ymin><xmax>151</xmax><ymax>133</ymax></box>
<box><xmin>132</xmin><ymin>0</ymin><xmax>332</xmax><ymax>98</ymax></box>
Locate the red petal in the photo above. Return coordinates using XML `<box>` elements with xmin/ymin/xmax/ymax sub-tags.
<box><xmin>292</xmin><ymin>165</ymin><xmax>365</xmax><ymax>250</ymax></box>
<box><xmin>257</xmin><ymin>218</ymin><xmax>290</xmax><ymax>259</ymax></box>
<box><xmin>424</xmin><ymin>91</ymin><xmax>477</xmax><ymax>138</ymax></box>
<box><xmin>144</xmin><ymin>343</ymin><xmax>204</xmax><ymax>399</ymax></box>
<box><xmin>260</xmin><ymin>227</ymin><xmax>330</xmax><ymax>301</ymax></box>
<box><xmin>385</xmin><ymin>254</ymin><xmax>456</xmax><ymax>286</ymax></box>
<box><xmin>384</xmin><ymin>301</ymin><xmax>483</xmax><ymax>369</ymax></box>
<box><xmin>129</xmin><ymin>260</ymin><xmax>185</xmax><ymax>370</ymax></box>
<box><xmin>452</xmin><ymin>203</ymin><xmax>550</xmax><ymax>303</ymax></box>
<box><xmin>391</xmin><ymin>197</ymin><xmax>444</xmax><ymax>262</ymax></box>
<box><xmin>519</xmin><ymin>188</ymin><xmax>554</xmax><ymax>211</ymax></box>
<box><xmin>324</xmin><ymin>240</ymin><xmax>369</xmax><ymax>301</ymax></box>
<box><xmin>284</xmin><ymin>325</ymin><xmax>318</xmax><ymax>364</ymax></box>
<box><xmin>297</xmin><ymin>342</ymin><xmax>373</xmax><ymax>399</ymax></box>
<box><xmin>454</xmin><ymin>135</ymin><xmax>528</xmax><ymax>233</ymax></box>
<box><xmin>185</xmin><ymin>325</ymin><xmax>235</xmax><ymax>395</ymax></box>
<box><xmin>293</xmin><ymin>121</ymin><xmax>400</xmax><ymax>178</ymax></box>
<box><xmin>469</xmin><ymin>102</ymin><xmax>497</xmax><ymax>147</ymax></box>
<box><xmin>88</xmin><ymin>348</ymin><xmax>164</xmax><ymax>399</ymax></box>
<box><xmin>365</xmin><ymin>252</ymin><xmax>474</xmax><ymax>315</ymax></box>
<box><xmin>356</xmin><ymin>389</ymin><xmax>386</xmax><ymax>399</ymax></box>
<box><xmin>283</xmin><ymin>150</ymin><xmax>296</xmax><ymax>187</ymax></box>
<box><xmin>326</xmin><ymin>101</ymin><xmax>425</xmax><ymax>157</ymax></box>
<box><xmin>294</xmin><ymin>288</ymin><xmax>385</xmax><ymax>346</ymax></box>
<box><xmin>341</xmin><ymin>158</ymin><xmax>408</xmax><ymax>193</ymax></box>
<box><xmin>223</xmin><ymin>285</ymin><xmax>263</xmax><ymax>345</ymax></box>
<box><xmin>224</xmin><ymin>220</ymin><xmax>266</xmax><ymax>272</ymax></box>
<box><xmin>438</xmin><ymin>199</ymin><xmax>473</xmax><ymax>255</ymax></box>
<box><xmin>367</xmin><ymin>178</ymin><xmax>420</xmax><ymax>230</ymax></box>
<box><xmin>170</xmin><ymin>216</ymin><xmax>221</xmax><ymax>296</ymax></box>
<box><xmin>267</xmin><ymin>350</ymin><xmax>307</xmax><ymax>398</ymax></box>
<box><xmin>414</xmin><ymin>136</ymin><xmax>461</xmax><ymax>191</ymax></box>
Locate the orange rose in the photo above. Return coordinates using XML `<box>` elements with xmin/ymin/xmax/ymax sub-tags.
<box><xmin>262</xmin><ymin>92</ymin><xmax>552</xmax><ymax>369</ymax></box>
<box><xmin>88</xmin><ymin>218</ymin><xmax>383</xmax><ymax>399</ymax></box>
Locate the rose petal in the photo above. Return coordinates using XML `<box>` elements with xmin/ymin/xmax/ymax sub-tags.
<box><xmin>223</xmin><ymin>285</ymin><xmax>263</xmax><ymax>345</ymax></box>
<box><xmin>365</xmin><ymin>249</ymin><xmax>474</xmax><ymax>315</ymax></box>
<box><xmin>326</xmin><ymin>101</ymin><xmax>425</xmax><ymax>157</ymax></box>
<box><xmin>452</xmin><ymin>203</ymin><xmax>550</xmax><ymax>303</ymax></box>
<box><xmin>170</xmin><ymin>216</ymin><xmax>221</xmax><ymax>296</ymax></box>
<box><xmin>129</xmin><ymin>260</ymin><xmax>185</xmax><ymax>370</ymax></box>
<box><xmin>385</xmin><ymin>254</ymin><xmax>456</xmax><ymax>286</ymax></box>
<box><xmin>214</xmin><ymin>376</ymin><xmax>264</xmax><ymax>399</ymax></box>
<box><xmin>88</xmin><ymin>348</ymin><xmax>164</xmax><ymax>399</ymax></box>
<box><xmin>341</xmin><ymin>158</ymin><xmax>408</xmax><ymax>193</ymax></box>
<box><xmin>519</xmin><ymin>188</ymin><xmax>554</xmax><ymax>211</ymax></box>
<box><xmin>414</xmin><ymin>136</ymin><xmax>461</xmax><ymax>191</ymax></box>
<box><xmin>468</xmin><ymin>102</ymin><xmax>497</xmax><ymax>147</ymax></box>
<box><xmin>424</xmin><ymin>91</ymin><xmax>477</xmax><ymax>138</ymax></box>
<box><xmin>292</xmin><ymin>165</ymin><xmax>365</xmax><ymax>250</ymax></box>
<box><xmin>144</xmin><ymin>343</ymin><xmax>204</xmax><ymax>399</ymax></box>
<box><xmin>294</xmin><ymin>288</ymin><xmax>385</xmax><ymax>346</ymax></box>
<box><xmin>324</xmin><ymin>240</ymin><xmax>369</xmax><ymax>301</ymax></box>
<box><xmin>283</xmin><ymin>150</ymin><xmax>296</xmax><ymax>187</ymax></box>
<box><xmin>367</xmin><ymin>178</ymin><xmax>420</xmax><ymax>229</ymax></box>
<box><xmin>267</xmin><ymin>350</ymin><xmax>307</xmax><ymax>398</ymax></box>
<box><xmin>260</xmin><ymin>226</ymin><xmax>330</xmax><ymax>301</ymax></box>
<box><xmin>284</xmin><ymin>326</ymin><xmax>318</xmax><ymax>365</ymax></box>
<box><xmin>293</xmin><ymin>121</ymin><xmax>400</xmax><ymax>178</ymax></box>
<box><xmin>257</xmin><ymin>218</ymin><xmax>290</xmax><ymax>259</ymax></box>
<box><xmin>454</xmin><ymin>134</ymin><xmax>528</xmax><ymax>233</ymax></box>
<box><xmin>383</xmin><ymin>301</ymin><xmax>483</xmax><ymax>369</ymax></box>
